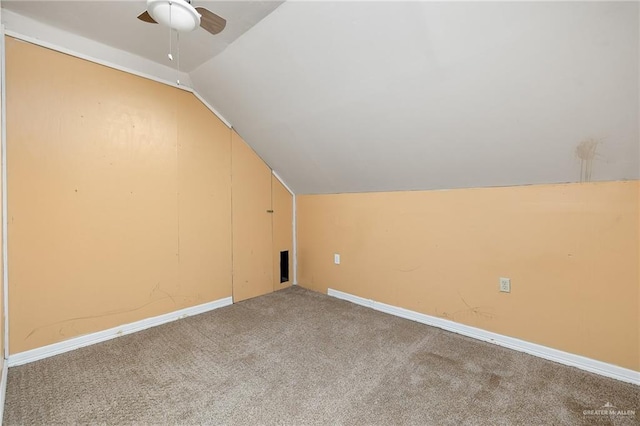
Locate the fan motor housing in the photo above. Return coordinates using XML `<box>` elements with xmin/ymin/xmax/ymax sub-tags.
<box><xmin>147</xmin><ymin>0</ymin><xmax>201</xmax><ymax>32</ymax></box>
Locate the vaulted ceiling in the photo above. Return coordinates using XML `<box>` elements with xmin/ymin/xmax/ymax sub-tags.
<box><xmin>3</xmin><ymin>1</ymin><xmax>283</xmax><ymax>72</ymax></box>
<box><xmin>3</xmin><ymin>1</ymin><xmax>639</xmax><ymax>194</ymax></box>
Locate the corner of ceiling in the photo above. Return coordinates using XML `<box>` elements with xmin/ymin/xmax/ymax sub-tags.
<box><xmin>1</xmin><ymin>9</ymin><xmax>192</xmax><ymax>89</ymax></box>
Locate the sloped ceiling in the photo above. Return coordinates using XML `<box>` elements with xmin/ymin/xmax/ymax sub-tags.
<box><xmin>2</xmin><ymin>1</ymin><xmax>283</xmax><ymax>71</ymax></box>
<box><xmin>3</xmin><ymin>1</ymin><xmax>639</xmax><ymax>194</ymax></box>
<box><xmin>192</xmin><ymin>1</ymin><xmax>639</xmax><ymax>194</ymax></box>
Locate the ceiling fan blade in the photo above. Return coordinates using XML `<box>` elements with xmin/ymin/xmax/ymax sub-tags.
<box><xmin>137</xmin><ymin>10</ymin><xmax>157</xmax><ymax>24</ymax></box>
<box><xmin>196</xmin><ymin>7</ymin><xmax>226</xmax><ymax>35</ymax></box>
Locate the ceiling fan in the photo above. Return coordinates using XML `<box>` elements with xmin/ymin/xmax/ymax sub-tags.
<box><xmin>137</xmin><ymin>0</ymin><xmax>226</xmax><ymax>35</ymax></box>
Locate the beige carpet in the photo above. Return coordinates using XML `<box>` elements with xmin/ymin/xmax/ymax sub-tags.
<box><xmin>4</xmin><ymin>286</ymin><xmax>638</xmax><ymax>425</ymax></box>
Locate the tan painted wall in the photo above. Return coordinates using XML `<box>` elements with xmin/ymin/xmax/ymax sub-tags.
<box><xmin>6</xmin><ymin>37</ymin><xmax>232</xmax><ymax>354</ymax></box>
<box><xmin>297</xmin><ymin>181</ymin><xmax>639</xmax><ymax>371</ymax></box>
<box><xmin>272</xmin><ymin>177</ymin><xmax>293</xmax><ymax>290</ymax></box>
<box><xmin>231</xmin><ymin>131</ymin><xmax>273</xmax><ymax>302</ymax></box>
<box><xmin>0</xmin><ymin>35</ymin><xmax>4</xmax><ymax>378</ymax></box>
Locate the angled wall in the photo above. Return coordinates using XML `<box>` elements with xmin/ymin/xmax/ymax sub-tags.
<box><xmin>231</xmin><ymin>131</ymin><xmax>273</xmax><ymax>302</ymax></box>
<box><xmin>191</xmin><ymin>1</ymin><xmax>639</xmax><ymax>195</ymax></box>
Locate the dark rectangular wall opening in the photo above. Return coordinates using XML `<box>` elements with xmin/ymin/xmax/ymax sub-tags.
<box><xmin>280</xmin><ymin>250</ymin><xmax>289</xmax><ymax>283</ymax></box>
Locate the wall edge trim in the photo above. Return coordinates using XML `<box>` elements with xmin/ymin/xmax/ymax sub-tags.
<box><xmin>1</xmin><ymin>24</ymin><xmax>9</xmax><ymax>360</ymax></box>
<box><xmin>4</xmin><ymin>30</ymin><xmax>191</xmax><ymax>91</ymax></box>
<box><xmin>272</xmin><ymin>171</ymin><xmax>294</xmax><ymax>196</ymax></box>
<box><xmin>7</xmin><ymin>296</ymin><xmax>233</xmax><ymax>367</ymax></box>
<box><xmin>292</xmin><ymin>194</ymin><xmax>297</xmax><ymax>285</ymax></box>
<box><xmin>0</xmin><ymin>361</ymin><xmax>7</xmax><ymax>424</ymax></box>
<box><xmin>0</xmin><ymin>23</ymin><xmax>7</xmax><ymax>424</ymax></box>
<box><xmin>191</xmin><ymin>90</ymin><xmax>231</xmax><ymax>129</ymax></box>
<box><xmin>327</xmin><ymin>288</ymin><xmax>640</xmax><ymax>385</ymax></box>
<box><xmin>272</xmin><ymin>170</ymin><xmax>296</xmax><ymax>285</ymax></box>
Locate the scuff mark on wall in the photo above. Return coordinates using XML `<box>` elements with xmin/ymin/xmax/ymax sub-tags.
<box><xmin>575</xmin><ymin>138</ymin><xmax>600</xmax><ymax>182</ymax></box>
<box><xmin>436</xmin><ymin>296</ymin><xmax>494</xmax><ymax>321</ymax></box>
<box><xmin>149</xmin><ymin>282</ymin><xmax>177</xmax><ymax>307</ymax></box>
<box><xmin>24</xmin><ymin>296</ymin><xmax>179</xmax><ymax>341</ymax></box>
<box><xmin>24</xmin><ymin>283</ymin><xmax>203</xmax><ymax>341</ymax></box>
<box><xmin>58</xmin><ymin>322</ymin><xmax>78</xmax><ymax>338</ymax></box>
<box><xmin>396</xmin><ymin>265</ymin><xmax>421</xmax><ymax>273</ymax></box>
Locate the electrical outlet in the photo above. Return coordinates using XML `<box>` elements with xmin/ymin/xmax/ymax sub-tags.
<box><xmin>499</xmin><ymin>277</ymin><xmax>511</xmax><ymax>293</ymax></box>
<box><xmin>334</xmin><ymin>253</ymin><xmax>341</xmax><ymax>265</ymax></box>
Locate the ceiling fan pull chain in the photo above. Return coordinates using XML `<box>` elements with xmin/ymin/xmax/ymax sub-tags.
<box><xmin>167</xmin><ymin>1</ymin><xmax>173</xmax><ymax>61</ymax></box>
<box><xmin>176</xmin><ymin>31</ymin><xmax>181</xmax><ymax>85</ymax></box>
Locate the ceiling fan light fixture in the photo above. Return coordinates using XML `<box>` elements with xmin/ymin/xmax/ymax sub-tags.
<box><xmin>147</xmin><ymin>0</ymin><xmax>201</xmax><ymax>32</ymax></box>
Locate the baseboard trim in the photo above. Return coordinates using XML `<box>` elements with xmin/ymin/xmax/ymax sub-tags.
<box><xmin>0</xmin><ymin>360</ymin><xmax>8</xmax><ymax>423</ymax></box>
<box><xmin>7</xmin><ymin>296</ymin><xmax>233</xmax><ymax>367</ymax></box>
<box><xmin>327</xmin><ymin>288</ymin><xmax>640</xmax><ymax>385</ymax></box>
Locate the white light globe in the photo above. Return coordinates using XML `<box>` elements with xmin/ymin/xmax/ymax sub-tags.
<box><xmin>147</xmin><ymin>0</ymin><xmax>201</xmax><ymax>32</ymax></box>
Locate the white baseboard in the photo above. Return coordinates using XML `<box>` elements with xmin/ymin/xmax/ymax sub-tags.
<box><xmin>327</xmin><ymin>288</ymin><xmax>640</xmax><ymax>386</ymax></box>
<box><xmin>7</xmin><ymin>296</ymin><xmax>233</xmax><ymax>367</ymax></box>
<box><xmin>0</xmin><ymin>360</ymin><xmax>7</xmax><ymax>423</ymax></box>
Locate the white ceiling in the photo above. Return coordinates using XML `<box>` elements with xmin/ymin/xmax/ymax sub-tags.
<box><xmin>3</xmin><ymin>1</ymin><xmax>639</xmax><ymax>194</ymax></box>
<box><xmin>2</xmin><ymin>1</ymin><xmax>283</xmax><ymax>71</ymax></box>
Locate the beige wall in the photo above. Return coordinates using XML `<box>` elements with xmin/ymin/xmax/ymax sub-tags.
<box><xmin>231</xmin><ymin>131</ymin><xmax>273</xmax><ymax>302</ymax></box>
<box><xmin>297</xmin><ymin>181</ymin><xmax>639</xmax><ymax>371</ymax></box>
<box><xmin>272</xmin><ymin>176</ymin><xmax>293</xmax><ymax>290</ymax></box>
<box><xmin>6</xmin><ymin>37</ymin><xmax>233</xmax><ymax>354</ymax></box>
<box><xmin>231</xmin><ymin>133</ymin><xmax>295</xmax><ymax>300</ymax></box>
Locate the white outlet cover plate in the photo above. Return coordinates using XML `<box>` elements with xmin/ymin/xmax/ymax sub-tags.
<box><xmin>499</xmin><ymin>277</ymin><xmax>511</xmax><ymax>293</ymax></box>
<box><xmin>334</xmin><ymin>254</ymin><xmax>340</xmax><ymax>265</ymax></box>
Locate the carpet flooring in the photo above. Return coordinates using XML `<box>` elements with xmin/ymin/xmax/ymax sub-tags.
<box><xmin>3</xmin><ymin>286</ymin><xmax>639</xmax><ymax>425</ymax></box>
